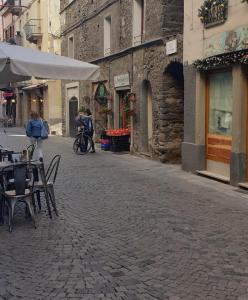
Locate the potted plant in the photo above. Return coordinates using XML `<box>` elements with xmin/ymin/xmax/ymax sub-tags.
<box><xmin>79</xmin><ymin>106</ymin><xmax>86</xmax><ymax>113</ymax></box>
<box><xmin>99</xmin><ymin>106</ymin><xmax>112</xmax><ymax>115</ymax></box>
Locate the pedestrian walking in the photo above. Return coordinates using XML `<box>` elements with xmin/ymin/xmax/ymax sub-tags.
<box><xmin>26</xmin><ymin>111</ymin><xmax>48</xmax><ymax>160</ymax></box>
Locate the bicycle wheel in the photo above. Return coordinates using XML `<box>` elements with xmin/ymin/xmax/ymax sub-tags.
<box><xmin>80</xmin><ymin>134</ymin><xmax>92</xmax><ymax>154</ymax></box>
<box><xmin>73</xmin><ymin>136</ymin><xmax>81</xmax><ymax>154</ymax></box>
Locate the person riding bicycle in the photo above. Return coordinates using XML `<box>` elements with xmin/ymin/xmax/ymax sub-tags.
<box><xmin>75</xmin><ymin>109</ymin><xmax>95</xmax><ymax>153</ymax></box>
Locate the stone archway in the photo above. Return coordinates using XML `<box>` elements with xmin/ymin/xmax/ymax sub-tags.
<box><xmin>140</xmin><ymin>80</ymin><xmax>153</xmax><ymax>154</ymax></box>
<box><xmin>159</xmin><ymin>61</ymin><xmax>184</xmax><ymax>163</ymax></box>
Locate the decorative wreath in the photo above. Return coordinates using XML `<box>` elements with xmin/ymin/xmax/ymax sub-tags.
<box><xmin>193</xmin><ymin>50</ymin><xmax>248</xmax><ymax>71</ymax></box>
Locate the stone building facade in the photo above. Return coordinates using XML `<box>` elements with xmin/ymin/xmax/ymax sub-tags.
<box><xmin>60</xmin><ymin>0</ymin><xmax>184</xmax><ymax>162</ymax></box>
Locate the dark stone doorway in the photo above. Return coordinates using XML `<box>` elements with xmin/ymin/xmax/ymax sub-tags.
<box><xmin>69</xmin><ymin>97</ymin><xmax>78</xmax><ymax>137</ymax></box>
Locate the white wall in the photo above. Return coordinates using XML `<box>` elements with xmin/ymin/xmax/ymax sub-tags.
<box><xmin>104</xmin><ymin>15</ymin><xmax>111</xmax><ymax>56</ymax></box>
<box><xmin>184</xmin><ymin>0</ymin><xmax>248</xmax><ymax>64</ymax></box>
<box><xmin>132</xmin><ymin>0</ymin><xmax>143</xmax><ymax>46</ymax></box>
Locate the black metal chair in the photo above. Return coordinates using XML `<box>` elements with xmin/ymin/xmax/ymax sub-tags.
<box><xmin>0</xmin><ymin>176</ymin><xmax>4</xmax><ymax>225</ymax></box>
<box><xmin>33</xmin><ymin>155</ymin><xmax>61</xmax><ymax>217</ymax></box>
<box><xmin>1</xmin><ymin>163</ymin><xmax>36</xmax><ymax>232</ymax></box>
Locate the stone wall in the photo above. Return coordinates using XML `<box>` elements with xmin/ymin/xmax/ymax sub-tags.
<box><xmin>60</xmin><ymin>0</ymin><xmax>184</xmax><ymax>163</ymax></box>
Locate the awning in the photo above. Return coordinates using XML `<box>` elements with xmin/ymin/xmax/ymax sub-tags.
<box><xmin>22</xmin><ymin>83</ymin><xmax>47</xmax><ymax>91</ymax></box>
<box><xmin>0</xmin><ymin>42</ymin><xmax>100</xmax><ymax>84</ymax></box>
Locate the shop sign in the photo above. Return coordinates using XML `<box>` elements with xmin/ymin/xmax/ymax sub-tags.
<box><xmin>3</xmin><ymin>92</ymin><xmax>13</xmax><ymax>97</ymax></box>
<box><xmin>114</xmin><ymin>74</ymin><xmax>129</xmax><ymax>88</ymax></box>
<box><xmin>166</xmin><ymin>39</ymin><xmax>177</xmax><ymax>55</ymax></box>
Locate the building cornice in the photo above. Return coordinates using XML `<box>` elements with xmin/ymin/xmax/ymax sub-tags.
<box><xmin>89</xmin><ymin>38</ymin><xmax>164</xmax><ymax>64</ymax></box>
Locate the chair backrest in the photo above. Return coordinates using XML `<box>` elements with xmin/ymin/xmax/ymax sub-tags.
<box><xmin>1</xmin><ymin>163</ymin><xmax>35</xmax><ymax>196</ymax></box>
<box><xmin>14</xmin><ymin>164</ymin><xmax>27</xmax><ymax>195</ymax></box>
<box><xmin>46</xmin><ymin>155</ymin><xmax>61</xmax><ymax>184</ymax></box>
<box><xmin>26</xmin><ymin>144</ymin><xmax>36</xmax><ymax>160</ymax></box>
<box><xmin>1</xmin><ymin>163</ymin><xmax>33</xmax><ymax>196</ymax></box>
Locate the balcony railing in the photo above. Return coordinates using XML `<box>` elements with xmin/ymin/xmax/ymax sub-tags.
<box><xmin>23</xmin><ymin>19</ymin><xmax>42</xmax><ymax>44</ymax></box>
<box><xmin>0</xmin><ymin>0</ymin><xmax>22</xmax><ymax>16</ymax></box>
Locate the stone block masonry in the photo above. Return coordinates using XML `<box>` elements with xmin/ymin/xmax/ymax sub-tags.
<box><xmin>60</xmin><ymin>0</ymin><xmax>184</xmax><ymax>163</ymax></box>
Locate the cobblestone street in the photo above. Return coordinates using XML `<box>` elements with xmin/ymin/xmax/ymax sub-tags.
<box><xmin>2</xmin><ymin>129</ymin><xmax>248</xmax><ymax>300</ymax></box>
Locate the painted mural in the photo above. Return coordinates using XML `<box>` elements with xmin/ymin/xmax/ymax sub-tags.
<box><xmin>204</xmin><ymin>26</ymin><xmax>248</xmax><ymax>57</ymax></box>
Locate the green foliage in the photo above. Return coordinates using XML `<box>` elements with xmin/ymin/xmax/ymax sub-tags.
<box><xmin>198</xmin><ymin>0</ymin><xmax>228</xmax><ymax>25</ymax></box>
<box><xmin>193</xmin><ymin>50</ymin><xmax>248</xmax><ymax>70</ymax></box>
<box><xmin>99</xmin><ymin>105</ymin><xmax>112</xmax><ymax>114</ymax></box>
<box><xmin>78</xmin><ymin>106</ymin><xmax>86</xmax><ymax>113</ymax></box>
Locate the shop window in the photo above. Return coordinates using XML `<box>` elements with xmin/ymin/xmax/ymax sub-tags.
<box><xmin>104</xmin><ymin>15</ymin><xmax>111</xmax><ymax>56</ymax></box>
<box><xmin>132</xmin><ymin>0</ymin><xmax>144</xmax><ymax>46</ymax></box>
<box><xmin>208</xmin><ymin>72</ymin><xmax>233</xmax><ymax>136</ymax></box>
<box><xmin>68</xmin><ymin>35</ymin><xmax>74</xmax><ymax>58</ymax></box>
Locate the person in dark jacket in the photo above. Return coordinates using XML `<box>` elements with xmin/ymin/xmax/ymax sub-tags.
<box><xmin>84</xmin><ymin>109</ymin><xmax>95</xmax><ymax>153</ymax></box>
<box><xmin>26</xmin><ymin>111</ymin><xmax>45</xmax><ymax>159</ymax></box>
<box><xmin>75</xmin><ymin>109</ymin><xmax>95</xmax><ymax>153</ymax></box>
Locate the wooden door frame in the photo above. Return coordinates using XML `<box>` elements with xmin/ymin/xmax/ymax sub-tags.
<box><xmin>246</xmin><ymin>73</ymin><xmax>248</xmax><ymax>180</ymax></box>
<box><xmin>205</xmin><ymin>70</ymin><xmax>232</xmax><ymax>165</ymax></box>
<box><xmin>65</xmin><ymin>82</ymin><xmax>79</xmax><ymax>136</ymax></box>
<box><xmin>68</xmin><ymin>98</ymin><xmax>79</xmax><ymax>137</ymax></box>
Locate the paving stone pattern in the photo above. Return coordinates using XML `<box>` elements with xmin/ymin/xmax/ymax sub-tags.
<box><xmin>1</xmin><ymin>129</ymin><xmax>248</xmax><ymax>299</ymax></box>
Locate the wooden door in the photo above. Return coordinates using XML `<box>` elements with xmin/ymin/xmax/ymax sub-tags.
<box><xmin>69</xmin><ymin>98</ymin><xmax>78</xmax><ymax>137</ymax></box>
<box><xmin>206</xmin><ymin>72</ymin><xmax>232</xmax><ymax>166</ymax></box>
<box><xmin>246</xmin><ymin>78</ymin><xmax>248</xmax><ymax>180</ymax></box>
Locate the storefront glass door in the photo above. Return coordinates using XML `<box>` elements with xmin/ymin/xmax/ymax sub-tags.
<box><xmin>206</xmin><ymin>72</ymin><xmax>233</xmax><ymax>176</ymax></box>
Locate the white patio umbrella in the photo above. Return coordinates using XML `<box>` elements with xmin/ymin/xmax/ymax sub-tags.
<box><xmin>0</xmin><ymin>42</ymin><xmax>100</xmax><ymax>84</ymax></box>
